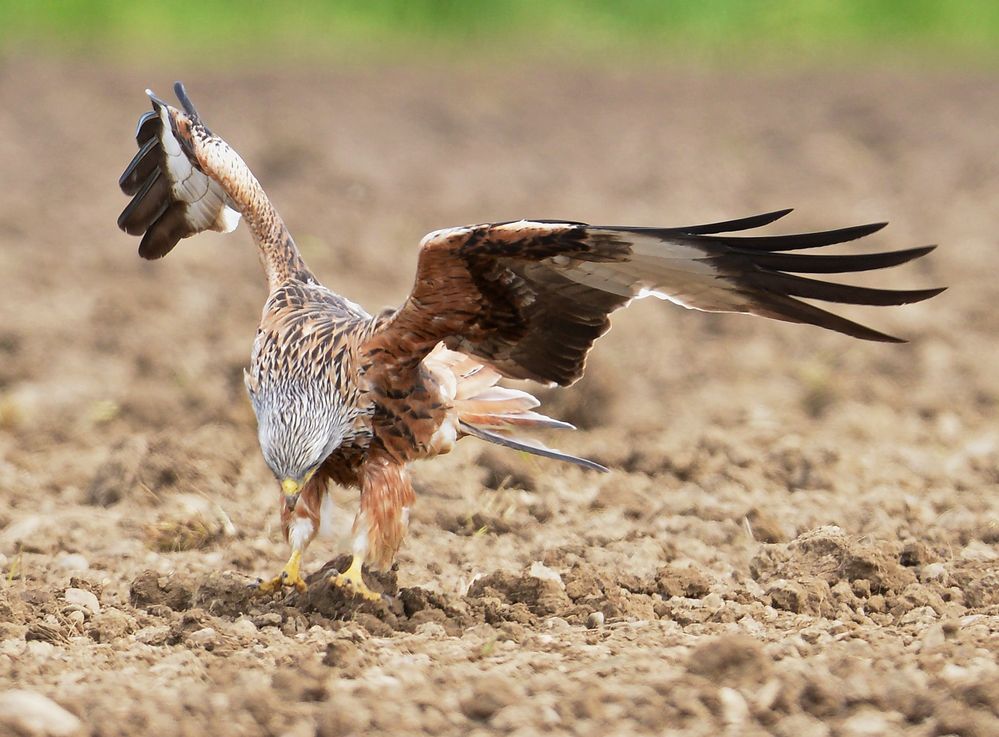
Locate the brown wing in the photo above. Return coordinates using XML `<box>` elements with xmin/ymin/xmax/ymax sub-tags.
<box><xmin>364</xmin><ymin>210</ymin><xmax>943</xmax><ymax>387</ymax></box>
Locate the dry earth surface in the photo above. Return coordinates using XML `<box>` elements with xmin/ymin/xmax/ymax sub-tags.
<box><xmin>0</xmin><ymin>57</ymin><xmax>997</xmax><ymax>736</ymax></box>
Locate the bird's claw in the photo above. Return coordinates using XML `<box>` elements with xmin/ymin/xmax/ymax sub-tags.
<box><xmin>329</xmin><ymin>556</ymin><xmax>382</xmax><ymax>602</ymax></box>
<box><xmin>329</xmin><ymin>573</ymin><xmax>382</xmax><ymax>602</ymax></box>
<box><xmin>255</xmin><ymin>572</ymin><xmax>308</xmax><ymax>595</ymax></box>
<box><xmin>253</xmin><ymin>551</ymin><xmax>307</xmax><ymax>594</ymax></box>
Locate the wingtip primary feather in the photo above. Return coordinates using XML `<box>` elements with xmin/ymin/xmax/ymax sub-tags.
<box><xmin>173</xmin><ymin>81</ymin><xmax>200</xmax><ymax>119</ymax></box>
<box><xmin>715</xmin><ymin>221</ymin><xmax>892</xmax><ymax>251</ymax></box>
<box><xmin>681</xmin><ymin>208</ymin><xmax>795</xmax><ymax>234</ymax></box>
<box><xmin>145</xmin><ymin>88</ymin><xmax>169</xmax><ymax>110</ymax></box>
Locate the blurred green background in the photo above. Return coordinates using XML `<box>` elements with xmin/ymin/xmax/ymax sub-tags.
<box><xmin>2</xmin><ymin>0</ymin><xmax>997</xmax><ymax>67</ymax></box>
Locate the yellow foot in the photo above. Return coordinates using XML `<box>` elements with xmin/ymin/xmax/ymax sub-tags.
<box><xmin>329</xmin><ymin>557</ymin><xmax>381</xmax><ymax>602</ymax></box>
<box><xmin>256</xmin><ymin>550</ymin><xmax>308</xmax><ymax>594</ymax></box>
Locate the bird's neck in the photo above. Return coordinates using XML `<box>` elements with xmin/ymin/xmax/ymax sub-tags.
<box><xmin>204</xmin><ymin>140</ymin><xmax>313</xmax><ymax>291</ymax></box>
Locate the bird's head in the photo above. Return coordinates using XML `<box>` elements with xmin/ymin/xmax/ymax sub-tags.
<box><xmin>249</xmin><ymin>382</ymin><xmax>348</xmax><ymax>512</ymax></box>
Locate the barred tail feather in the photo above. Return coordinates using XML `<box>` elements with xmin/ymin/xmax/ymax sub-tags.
<box><xmin>423</xmin><ymin>345</ymin><xmax>604</xmax><ymax>471</ymax></box>
<box><xmin>459</xmin><ymin>420</ymin><xmax>608</xmax><ymax>472</ymax></box>
<box><xmin>452</xmin><ymin>364</ymin><xmax>605</xmax><ymax>472</ymax></box>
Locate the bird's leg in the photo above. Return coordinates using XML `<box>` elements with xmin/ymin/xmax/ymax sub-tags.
<box><xmin>329</xmin><ymin>456</ymin><xmax>414</xmax><ymax>602</ymax></box>
<box><xmin>328</xmin><ymin>509</ymin><xmax>381</xmax><ymax>601</ymax></box>
<box><xmin>257</xmin><ymin>478</ymin><xmax>323</xmax><ymax>594</ymax></box>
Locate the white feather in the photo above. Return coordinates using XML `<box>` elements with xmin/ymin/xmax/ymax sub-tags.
<box><xmin>155</xmin><ymin>106</ymin><xmax>243</xmax><ymax>236</ymax></box>
<box><xmin>288</xmin><ymin>517</ymin><xmax>314</xmax><ymax>552</ymax></box>
<box><xmin>546</xmin><ymin>231</ymin><xmax>749</xmax><ymax>314</ymax></box>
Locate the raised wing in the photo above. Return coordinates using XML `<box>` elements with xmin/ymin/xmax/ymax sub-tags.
<box><xmin>365</xmin><ymin>210</ymin><xmax>943</xmax><ymax>386</ymax></box>
<box><xmin>117</xmin><ymin>84</ymin><xmax>241</xmax><ymax>259</ymax></box>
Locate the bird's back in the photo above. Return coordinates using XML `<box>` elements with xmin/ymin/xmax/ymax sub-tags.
<box><xmin>245</xmin><ymin>280</ymin><xmax>377</xmax><ymax>449</ymax></box>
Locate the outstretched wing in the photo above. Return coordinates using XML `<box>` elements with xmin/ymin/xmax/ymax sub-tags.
<box><xmin>117</xmin><ymin>85</ymin><xmax>241</xmax><ymax>259</ymax></box>
<box><xmin>365</xmin><ymin>210</ymin><xmax>943</xmax><ymax>386</ymax></box>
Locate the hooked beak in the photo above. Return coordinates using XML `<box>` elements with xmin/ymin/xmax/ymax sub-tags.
<box><xmin>282</xmin><ymin>478</ymin><xmax>301</xmax><ymax>511</ymax></box>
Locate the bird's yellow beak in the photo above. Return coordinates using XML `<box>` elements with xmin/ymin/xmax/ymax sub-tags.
<box><xmin>281</xmin><ymin>479</ymin><xmax>301</xmax><ymax>511</ymax></box>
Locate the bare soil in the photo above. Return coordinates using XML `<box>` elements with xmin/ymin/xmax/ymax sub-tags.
<box><xmin>0</xmin><ymin>57</ymin><xmax>997</xmax><ymax>736</ymax></box>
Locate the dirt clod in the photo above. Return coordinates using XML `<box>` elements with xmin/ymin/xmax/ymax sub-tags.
<box><xmin>129</xmin><ymin>571</ymin><xmax>196</xmax><ymax>611</ymax></box>
<box><xmin>687</xmin><ymin>634</ymin><xmax>772</xmax><ymax>686</ymax></box>
<box><xmin>655</xmin><ymin>564</ymin><xmax>712</xmax><ymax>599</ymax></box>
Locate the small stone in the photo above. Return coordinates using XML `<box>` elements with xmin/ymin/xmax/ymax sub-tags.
<box><xmin>55</xmin><ymin>554</ymin><xmax>89</xmax><ymax>572</ymax></box>
<box><xmin>840</xmin><ymin>709</ymin><xmax>897</xmax><ymax>737</ymax></box>
<box><xmin>543</xmin><ymin>616</ymin><xmax>571</xmax><ymax>632</ymax></box>
<box><xmin>0</xmin><ymin>689</ymin><xmax>82</xmax><ymax>736</ymax></box>
<box><xmin>898</xmin><ymin>606</ymin><xmax>937</xmax><ymax>625</ymax></box>
<box><xmin>230</xmin><ymin>617</ymin><xmax>258</xmax><ymax>639</ymax></box>
<box><xmin>920</xmin><ymin>623</ymin><xmax>946</xmax><ymax>650</ymax></box>
<box><xmin>586</xmin><ymin>611</ymin><xmax>605</xmax><ymax>629</ymax></box>
<box><xmin>919</xmin><ymin>563</ymin><xmax>948</xmax><ymax>585</ymax></box>
<box><xmin>64</xmin><ymin>588</ymin><xmax>100</xmax><ymax>617</ymax></box>
<box><xmin>134</xmin><ymin>625</ymin><xmax>171</xmax><ymax>645</ymax></box>
<box><xmin>252</xmin><ymin>612</ymin><xmax>283</xmax><ymax>628</ymax></box>
<box><xmin>528</xmin><ymin>561</ymin><xmax>564</xmax><ymax>588</ymax></box>
<box><xmin>186</xmin><ymin>627</ymin><xmax>218</xmax><ymax>647</ymax></box>
<box><xmin>866</xmin><ymin>594</ymin><xmax>886</xmax><ymax>613</ymax></box>
<box><xmin>719</xmin><ymin>687</ymin><xmax>749</xmax><ymax>726</ymax></box>
<box><xmin>701</xmin><ymin>592</ymin><xmax>724</xmax><ymax>610</ymax></box>
<box><xmin>414</xmin><ymin>622</ymin><xmax>447</xmax><ymax>639</ymax></box>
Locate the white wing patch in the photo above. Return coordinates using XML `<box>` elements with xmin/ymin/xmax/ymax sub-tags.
<box><xmin>156</xmin><ymin>106</ymin><xmax>241</xmax><ymax>235</ymax></box>
<box><xmin>547</xmin><ymin>230</ymin><xmax>749</xmax><ymax>314</ymax></box>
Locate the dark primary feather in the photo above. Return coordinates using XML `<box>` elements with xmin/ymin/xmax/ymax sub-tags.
<box><xmin>116</xmin><ymin>106</ymin><xmax>183</xmax><ymax>257</ymax></box>
<box><xmin>739</xmin><ymin>270</ymin><xmax>944</xmax><ymax>307</ymax></box>
<box><xmin>119</xmin><ymin>136</ymin><xmax>160</xmax><ymax>196</ymax></box>
<box><xmin>135</xmin><ymin>110</ymin><xmax>160</xmax><ymax>145</ymax></box>
<box><xmin>631</xmin><ymin>208</ymin><xmax>794</xmax><ymax>235</ymax></box>
<box><xmin>138</xmin><ymin>203</ymin><xmax>202</xmax><ymax>260</ymax></box>
<box><xmin>707</xmin><ymin>222</ymin><xmax>889</xmax><ymax>251</ymax></box>
<box><xmin>726</xmin><ymin>245</ymin><xmax>936</xmax><ymax>274</ymax></box>
<box><xmin>117</xmin><ymin>168</ymin><xmax>169</xmax><ymax>236</ymax></box>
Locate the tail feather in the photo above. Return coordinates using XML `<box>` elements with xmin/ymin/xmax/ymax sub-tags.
<box><xmin>453</xmin><ymin>364</ymin><xmax>503</xmax><ymax>400</ymax></box>
<box><xmin>456</xmin><ymin>392</ymin><xmax>540</xmax><ymax>416</ymax></box>
<box><xmin>426</xmin><ymin>345</ymin><xmax>603</xmax><ymax>471</ymax></box>
<box><xmin>458</xmin><ymin>411</ymin><xmax>574</xmax><ymax>431</ymax></box>
<box><xmin>459</xmin><ymin>421</ymin><xmax>608</xmax><ymax>473</ymax></box>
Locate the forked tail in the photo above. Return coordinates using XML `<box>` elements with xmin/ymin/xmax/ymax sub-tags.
<box><xmin>428</xmin><ymin>347</ymin><xmax>607</xmax><ymax>472</ymax></box>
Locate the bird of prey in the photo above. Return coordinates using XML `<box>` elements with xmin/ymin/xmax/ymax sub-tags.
<box><xmin>117</xmin><ymin>83</ymin><xmax>943</xmax><ymax>600</ymax></box>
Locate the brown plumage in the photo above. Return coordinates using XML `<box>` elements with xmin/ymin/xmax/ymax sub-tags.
<box><xmin>117</xmin><ymin>83</ymin><xmax>944</xmax><ymax>599</ymax></box>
